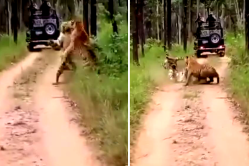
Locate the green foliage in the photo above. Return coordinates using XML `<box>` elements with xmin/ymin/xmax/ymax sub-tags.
<box><xmin>69</xmin><ymin>20</ymin><xmax>128</xmax><ymax>166</ymax></box>
<box><xmin>225</xmin><ymin>33</ymin><xmax>247</xmax><ymax>66</ymax></box>
<box><xmin>97</xmin><ymin>3</ymin><xmax>127</xmax><ymax>30</ymax></box>
<box><xmin>0</xmin><ymin>33</ymin><xmax>26</xmax><ymax>71</ymax></box>
<box><xmin>226</xmin><ymin>32</ymin><xmax>249</xmax><ymax>121</ymax></box>
<box><xmin>200</xmin><ymin>0</ymin><xmax>216</xmax><ymax>7</ymax></box>
<box><xmin>130</xmin><ymin>45</ymin><xmax>166</xmax><ymax>132</ymax></box>
<box><xmin>95</xmin><ymin>22</ymin><xmax>128</xmax><ymax>77</ymax></box>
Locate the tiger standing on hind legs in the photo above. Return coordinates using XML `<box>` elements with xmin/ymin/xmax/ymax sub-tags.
<box><xmin>184</xmin><ymin>56</ymin><xmax>220</xmax><ymax>86</ymax></box>
<box><xmin>53</xmin><ymin>19</ymin><xmax>98</xmax><ymax>85</ymax></box>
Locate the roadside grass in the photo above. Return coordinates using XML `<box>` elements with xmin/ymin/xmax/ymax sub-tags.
<box><xmin>225</xmin><ymin>33</ymin><xmax>249</xmax><ymax>121</ymax></box>
<box><xmin>0</xmin><ymin>33</ymin><xmax>27</xmax><ymax>71</ymax></box>
<box><xmin>130</xmin><ymin>42</ymin><xmax>194</xmax><ymax>143</ymax></box>
<box><xmin>68</xmin><ymin>20</ymin><xmax>128</xmax><ymax>166</ymax></box>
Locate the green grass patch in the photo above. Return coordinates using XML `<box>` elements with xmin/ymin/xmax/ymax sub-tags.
<box><xmin>68</xmin><ymin>20</ymin><xmax>128</xmax><ymax>166</ymax></box>
<box><xmin>130</xmin><ymin>42</ymin><xmax>194</xmax><ymax>143</ymax></box>
<box><xmin>226</xmin><ymin>32</ymin><xmax>249</xmax><ymax>122</ymax></box>
<box><xmin>0</xmin><ymin>33</ymin><xmax>27</xmax><ymax>71</ymax></box>
<box><xmin>130</xmin><ymin>45</ymin><xmax>167</xmax><ymax>134</ymax></box>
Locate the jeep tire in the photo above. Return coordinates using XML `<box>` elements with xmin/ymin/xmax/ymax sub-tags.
<box><xmin>44</xmin><ymin>23</ymin><xmax>56</xmax><ymax>36</ymax></box>
<box><xmin>27</xmin><ymin>43</ymin><xmax>35</xmax><ymax>52</ymax></box>
<box><xmin>196</xmin><ymin>50</ymin><xmax>202</xmax><ymax>58</ymax></box>
<box><xmin>209</xmin><ymin>33</ymin><xmax>221</xmax><ymax>44</ymax></box>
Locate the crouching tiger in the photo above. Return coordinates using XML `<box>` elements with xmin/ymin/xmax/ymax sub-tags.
<box><xmin>184</xmin><ymin>56</ymin><xmax>219</xmax><ymax>86</ymax></box>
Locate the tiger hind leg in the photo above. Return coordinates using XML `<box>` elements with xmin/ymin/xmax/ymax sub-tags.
<box><xmin>66</xmin><ymin>55</ymin><xmax>77</xmax><ymax>71</ymax></box>
<box><xmin>53</xmin><ymin>63</ymin><xmax>65</xmax><ymax>85</ymax></box>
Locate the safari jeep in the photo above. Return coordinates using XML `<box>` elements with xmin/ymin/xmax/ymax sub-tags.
<box><xmin>194</xmin><ymin>21</ymin><xmax>225</xmax><ymax>58</ymax></box>
<box><xmin>26</xmin><ymin>9</ymin><xmax>60</xmax><ymax>51</ymax></box>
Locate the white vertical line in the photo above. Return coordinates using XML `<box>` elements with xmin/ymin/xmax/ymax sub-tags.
<box><xmin>127</xmin><ymin>0</ymin><xmax>131</xmax><ymax>165</ymax></box>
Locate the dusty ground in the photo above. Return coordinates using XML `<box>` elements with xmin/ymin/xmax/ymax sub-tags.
<box><xmin>0</xmin><ymin>49</ymin><xmax>102</xmax><ymax>166</ymax></box>
<box><xmin>133</xmin><ymin>56</ymin><xmax>249</xmax><ymax>166</ymax></box>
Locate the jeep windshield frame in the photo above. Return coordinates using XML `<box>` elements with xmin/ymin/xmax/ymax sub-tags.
<box><xmin>198</xmin><ymin>22</ymin><xmax>222</xmax><ymax>30</ymax></box>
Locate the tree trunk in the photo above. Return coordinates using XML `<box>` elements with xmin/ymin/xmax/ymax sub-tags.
<box><xmin>90</xmin><ymin>0</ymin><xmax>97</xmax><ymax>36</ymax></box>
<box><xmin>141</xmin><ymin>0</ymin><xmax>145</xmax><ymax>56</ymax></box>
<box><xmin>19</xmin><ymin>0</ymin><xmax>23</xmax><ymax>30</ymax></box>
<box><xmin>7</xmin><ymin>0</ymin><xmax>12</xmax><ymax>36</ymax></box>
<box><xmin>131</xmin><ymin>0</ymin><xmax>139</xmax><ymax>65</ymax></box>
<box><xmin>245</xmin><ymin>0</ymin><xmax>249</xmax><ymax>51</ymax></box>
<box><xmin>167</xmin><ymin>0</ymin><xmax>171</xmax><ymax>50</ymax></box>
<box><xmin>220</xmin><ymin>4</ymin><xmax>225</xmax><ymax>28</ymax></box>
<box><xmin>108</xmin><ymin>0</ymin><xmax>118</xmax><ymax>34</ymax></box>
<box><xmin>229</xmin><ymin>0</ymin><xmax>231</xmax><ymax>30</ymax></box>
<box><xmin>156</xmin><ymin>0</ymin><xmax>159</xmax><ymax>40</ymax></box>
<box><xmin>224</xmin><ymin>3</ymin><xmax>237</xmax><ymax>37</ymax></box>
<box><xmin>67</xmin><ymin>3</ymin><xmax>75</xmax><ymax>19</ymax></box>
<box><xmin>12</xmin><ymin>0</ymin><xmax>18</xmax><ymax>44</ymax></box>
<box><xmin>163</xmin><ymin>0</ymin><xmax>167</xmax><ymax>50</ymax></box>
<box><xmin>243</xmin><ymin>0</ymin><xmax>245</xmax><ymax>25</ymax></box>
<box><xmin>138</xmin><ymin>0</ymin><xmax>145</xmax><ymax>56</ymax></box>
<box><xmin>188</xmin><ymin>0</ymin><xmax>192</xmax><ymax>42</ymax></box>
<box><xmin>197</xmin><ymin>0</ymin><xmax>199</xmax><ymax>15</ymax></box>
<box><xmin>183</xmin><ymin>0</ymin><xmax>188</xmax><ymax>52</ymax></box>
<box><xmin>234</xmin><ymin>0</ymin><xmax>241</xmax><ymax>28</ymax></box>
<box><xmin>178</xmin><ymin>2</ymin><xmax>181</xmax><ymax>44</ymax></box>
<box><xmin>83</xmin><ymin>0</ymin><xmax>89</xmax><ymax>35</ymax></box>
<box><xmin>159</xmin><ymin>1</ymin><xmax>162</xmax><ymax>40</ymax></box>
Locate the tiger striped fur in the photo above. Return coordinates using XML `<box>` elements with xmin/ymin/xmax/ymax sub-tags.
<box><xmin>184</xmin><ymin>56</ymin><xmax>219</xmax><ymax>86</ymax></box>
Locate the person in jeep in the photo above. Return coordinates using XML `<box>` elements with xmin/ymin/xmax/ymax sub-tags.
<box><xmin>195</xmin><ymin>13</ymin><xmax>205</xmax><ymax>38</ymax></box>
<box><xmin>40</xmin><ymin>0</ymin><xmax>51</xmax><ymax>16</ymax></box>
<box><xmin>206</xmin><ymin>13</ymin><xmax>216</xmax><ymax>27</ymax></box>
<box><xmin>28</xmin><ymin>2</ymin><xmax>38</xmax><ymax>15</ymax></box>
<box><xmin>195</xmin><ymin>13</ymin><xmax>205</xmax><ymax>27</ymax></box>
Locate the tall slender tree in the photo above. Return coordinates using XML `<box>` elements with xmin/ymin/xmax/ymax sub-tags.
<box><xmin>245</xmin><ymin>0</ymin><xmax>249</xmax><ymax>51</ymax></box>
<box><xmin>138</xmin><ymin>0</ymin><xmax>145</xmax><ymax>56</ymax></box>
<box><xmin>6</xmin><ymin>0</ymin><xmax>11</xmax><ymax>35</ymax></box>
<box><xmin>163</xmin><ymin>0</ymin><xmax>167</xmax><ymax>51</ymax></box>
<box><xmin>188</xmin><ymin>0</ymin><xmax>193</xmax><ymax>41</ymax></box>
<box><xmin>83</xmin><ymin>0</ymin><xmax>89</xmax><ymax>35</ymax></box>
<box><xmin>197</xmin><ymin>0</ymin><xmax>199</xmax><ymax>16</ymax></box>
<box><xmin>12</xmin><ymin>0</ymin><xmax>18</xmax><ymax>44</ymax></box>
<box><xmin>183</xmin><ymin>0</ymin><xmax>188</xmax><ymax>52</ymax></box>
<box><xmin>167</xmin><ymin>0</ymin><xmax>171</xmax><ymax>50</ymax></box>
<box><xmin>131</xmin><ymin>0</ymin><xmax>139</xmax><ymax>65</ymax></box>
<box><xmin>90</xmin><ymin>0</ymin><xmax>97</xmax><ymax>36</ymax></box>
<box><xmin>108</xmin><ymin>0</ymin><xmax>118</xmax><ymax>34</ymax></box>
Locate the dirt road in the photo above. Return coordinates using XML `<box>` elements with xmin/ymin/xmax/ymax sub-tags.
<box><xmin>0</xmin><ymin>49</ymin><xmax>102</xmax><ymax>166</ymax></box>
<box><xmin>133</xmin><ymin>56</ymin><xmax>249</xmax><ymax>166</ymax></box>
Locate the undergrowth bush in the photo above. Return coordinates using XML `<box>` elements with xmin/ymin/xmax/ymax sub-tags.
<box><xmin>226</xmin><ymin>32</ymin><xmax>249</xmax><ymax>120</ymax></box>
<box><xmin>0</xmin><ymin>33</ymin><xmax>26</xmax><ymax>71</ymax></box>
<box><xmin>68</xmin><ymin>18</ymin><xmax>128</xmax><ymax>166</ymax></box>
